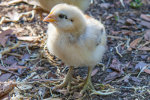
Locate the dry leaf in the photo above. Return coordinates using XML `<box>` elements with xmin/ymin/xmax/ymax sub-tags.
<box><xmin>130</xmin><ymin>37</ymin><xmax>142</xmax><ymax>48</ymax></box>
<box><xmin>141</xmin><ymin>0</ymin><xmax>150</xmax><ymax>5</ymax></box>
<box><xmin>73</xmin><ymin>92</ymin><xmax>83</xmax><ymax>99</ymax></box>
<box><xmin>0</xmin><ymin>29</ymin><xmax>13</xmax><ymax>47</ymax></box>
<box><xmin>91</xmin><ymin>68</ymin><xmax>99</xmax><ymax>76</ymax></box>
<box><xmin>140</xmin><ymin>14</ymin><xmax>150</xmax><ymax>22</ymax></box>
<box><xmin>144</xmin><ymin>29</ymin><xmax>150</xmax><ymax>41</ymax></box>
<box><xmin>0</xmin><ymin>66</ymin><xmax>20</xmax><ymax>76</ymax></box>
<box><xmin>126</xmin><ymin>18</ymin><xmax>136</xmax><ymax>25</ymax></box>
<box><xmin>44</xmin><ymin>98</ymin><xmax>62</xmax><ymax>100</ymax></box>
<box><xmin>135</xmin><ymin>62</ymin><xmax>148</xmax><ymax>70</ymax></box>
<box><xmin>109</xmin><ymin>59</ymin><xmax>124</xmax><ymax>73</ymax></box>
<box><xmin>138</xmin><ymin>46</ymin><xmax>150</xmax><ymax>51</ymax></box>
<box><xmin>7</xmin><ymin>63</ymin><xmax>27</xmax><ymax>71</ymax></box>
<box><xmin>144</xmin><ymin>69</ymin><xmax>150</xmax><ymax>74</ymax></box>
<box><xmin>0</xmin><ymin>81</ymin><xmax>17</xmax><ymax>97</ymax></box>
<box><xmin>104</xmin><ymin>72</ymin><xmax>122</xmax><ymax>84</ymax></box>
<box><xmin>3</xmin><ymin>56</ymin><xmax>17</xmax><ymax>65</ymax></box>
<box><xmin>18</xmin><ymin>84</ymin><xmax>33</xmax><ymax>90</ymax></box>
<box><xmin>140</xmin><ymin>21</ymin><xmax>150</xmax><ymax>28</ymax></box>
<box><xmin>47</xmin><ymin>72</ymin><xmax>57</xmax><ymax>79</ymax></box>
<box><xmin>0</xmin><ymin>73</ymin><xmax>12</xmax><ymax>82</ymax></box>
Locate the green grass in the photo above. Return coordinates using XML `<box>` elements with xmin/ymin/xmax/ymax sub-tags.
<box><xmin>130</xmin><ymin>0</ymin><xmax>143</xmax><ymax>8</ymax></box>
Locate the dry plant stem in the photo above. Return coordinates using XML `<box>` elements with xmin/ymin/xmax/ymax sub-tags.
<box><xmin>0</xmin><ymin>41</ymin><xmax>21</xmax><ymax>57</ymax></box>
<box><xmin>54</xmin><ymin>66</ymin><xmax>74</xmax><ymax>91</ymax></box>
<box><xmin>115</xmin><ymin>42</ymin><xmax>124</xmax><ymax>57</ymax></box>
<box><xmin>0</xmin><ymin>67</ymin><xmax>20</xmax><ymax>76</ymax></box>
<box><xmin>0</xmin><ymin>10</ymin><xmax>35</xmax><ymax>24</ymax></box>
<box><xmin>7</xmin><ymin>0</ymin><xmax>26</xmax><ymax>5</ymax></box>
<box><xmin>107</xmin><ymin>35</ymin><xmax>127</xmax><ymax>40</ymax></box>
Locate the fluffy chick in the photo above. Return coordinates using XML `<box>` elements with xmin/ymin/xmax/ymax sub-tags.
<box><xmin>37</xmin><ymin>0</ymin><xmax>91</xmax><ymax>12</ymax></box>
<box><xmin>31</xmin><ymin>0</ymin><xmax>91</xmax><ymax>12</ymax></box>
<box><xmin>43</xmin><ymin>4</ymin><xmax>107</xmax><ymax>94</ymax></box>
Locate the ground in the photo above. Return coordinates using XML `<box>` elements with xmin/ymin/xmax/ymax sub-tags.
<box><xmin>0</xmin><ymin>0</ymin><xmax>150</xmax><ymax>100</ymax></box>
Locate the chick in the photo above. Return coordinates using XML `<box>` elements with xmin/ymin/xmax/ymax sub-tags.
<box><xmin>8</xmin><ymin>0</ymin><xmax>91</xmax><ymax>12</ymax></box>
<box><xmin>35</xmin><ymin>0</ymin><xmax>91</xmax><ymax>12</ymax></box>
<box><xmin>43</xmin><ymin>4</ymin><xmax>107</xmax><ymax>94</ymax></box>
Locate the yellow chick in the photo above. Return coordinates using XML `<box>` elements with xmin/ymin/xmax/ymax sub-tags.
<box><xmin>31</xmin><ymin>0</ymin><xmax>91</xmax><ymax>12</ymax></box>
<box><xmin>43</xmin><ymin>4</ymin><xmax>107</xmax><ymax>94</ymax></box>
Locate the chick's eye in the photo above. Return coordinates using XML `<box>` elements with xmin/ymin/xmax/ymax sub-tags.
<box><xmin>70</xmin><ymin>19</ymin><xmax>73</xmax><ymax>22</ymax></box>
<box><xmin>59</xmin><ymin>14</ymin><xmax>67</xmax><ymax>19</ymax></box>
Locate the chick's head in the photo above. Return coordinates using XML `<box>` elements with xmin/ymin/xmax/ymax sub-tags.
<box><xmin>43</xmin><ymin>4</ymin><xmax>86</xmax><ymax>34</ymax></box>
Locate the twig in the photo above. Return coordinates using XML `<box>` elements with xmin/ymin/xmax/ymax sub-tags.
<box><xmin>7</xmin><ymin>53</ymin><xmax>22</xmax><ymax>57</ymax></box>
<box><xmin>0</xmin><ymin>0</ymin><xmax>27</xmax><ymax>6</ymax></box>
<box><xmin>0</xmin><ymin>67</ymin><xmax>20</xmax><ymax>76</ymax></box>
<box><xmin>91</xmin><ymin>89</ymin><xmax>116</xmax><ymax>95</ymax></box>
<box><xmin>0</xmin><ymin>41</ymin><xmax>22</xmax><ymax>58</ymax></box>
<box><xmin>137</xmin><ymin>65</ymin><xmax>148</xmax><ymax>78</ymax></box>
<box><xmin>107</xmin><ymin>35</ymin><xmax>127</xmax><ymax>40</ymax></box>
<box><xmin>120</xmin><ymin>0</ymin><xmax>125</xmax><ymax>8</ymax></box>
<box><xmin>0</xmin><ymin>10</ymin><xmax>35</xmax><ymax>24</ymax></box>
<box><xmin>115</xmin><ymin>42</ymin><xmax>124</xmax><ymax>57</ymax></box>
<box><xmin>126</xmin><ymin>38</ymin><xmax>131</xmax><ymax>49</ymax></box>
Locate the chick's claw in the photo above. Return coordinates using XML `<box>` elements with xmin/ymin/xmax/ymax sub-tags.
<box><xmin>54</xmin><ymin>66</ymin><xmax>73</xmax><ymax>91</ymax></box>
<box><xmin>72</xmin><ymin>67</ymin><xmax>95</xmax><ymax>94</ymax></box>
<box><xmin>80</xmin><ymin>78</ymin><xmax>95</xmax><ymax>94</ymax></box>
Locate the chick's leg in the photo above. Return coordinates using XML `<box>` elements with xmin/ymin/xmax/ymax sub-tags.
<box><xmin>54</xmin><ymin>66</ymin><xmax>73</xmax><ymax>91</ymax></box>
<box><xmin>80</xmin><ymin>66</ymin><xmax>95</xmax><ymax>94</ymax></box>
<box><xmin>72</xmin><ymin>67</ymin><xmax>95</xmax><ymax>94</ymax></box>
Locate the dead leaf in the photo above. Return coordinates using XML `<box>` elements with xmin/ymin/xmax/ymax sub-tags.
<box><xmin>47</xmin><ymin>72</ymin><xmax>57</xmax><ymax>79</ymax></box>
<box><xmin>100</xmin><ymin>3</ymin><xmax>111</xmax><ymax>9</ymax></box>
<box><xmin>91</xmin><ymin>68</ymin><xmax>99</xmax><ymax>76</ymax></box>
<box><xmin>55</xmin><ymin>89</ymin><xmax>68</xmax><ymax>95</ymax></box>
<box><xmin>0</xmin><ymin>73</ymin><xmax>12</xmax><ymax>82</ymax></box>
<box><xmin>0</xmin><ymin>29</ymin><xmax>13</xmax><ymax>47</ymax></box>
<box><xmin>135</xmin><ymin>62</ymin><xmax>150</xmax><ymax>70</ymax></box>
<box><xmin>18</xmin><ymin>84</ymin><xmax>33</xmax><ymax>90</ymax></box>
<box><xmin>131</xmin><ymin>77</ymin><xmax>141</xmax><ymax>83</ymax></box>
<box><xmin>141</xmin><ymin>0</ymin><xmax>150</xmax><ymax>5</ymax></box>
<box><xmin>32</xmin><ymin>67</ymin><xmax>46</xmax><ymax>71</ymax></box>
<box><xmin>138</xmin><ymin>46</ymin><xmax>150</xmax><ymax>51</ymax></box>
<box><xmin>3</xmin><ymin>56</ymin><xmax>17</xmax><ymax>65</ymax></box>
<box><xmin>73</xmin><ymin>92</ymin><xmax>83</xmax><ymax>99</ymax></box>
<box><xmin>0</xmin><ymin>66</ymin><xmax>20</xmax><ymax>76</ymax></box>
<box><xmin>109</xmin><ymin>59</ymin><xmax>124</xmax><ymax>73</ymax></box>
<box><xmin>0</xmin><ymin>81</ymin><xmax>17</xmax><ymax>97</ymax></box>
<box><xmin>0</xmin><ymin>94</ymin><xmax>10</xmax><ymax>100</ymax></box>
<box><xmin>140</xmin><ymin>21</ymin><xmax>150</xmax><ymax>28</ymax></box>
<box><xmin>140</xmin><ymin>14</ymin><xmax>150</xmax><ymax>22</ymax></box>
<box><xmin>44</xmin><ymin>98</ymin><xmax>62</xmax><ymax>100</ymax></box>
<box><xmin>106</xmin><ymin>14</ymin><xmax>114</xmax><ymax>20</ymax></box>
<box><xmin>18</xmin><ymin>54</ymin><xmax>31</xmax><ymax>66</ymax></box>
<box><xmin>7</xmin><ymin>63</ymin><xmax>27</xmax><ymax>71</ymax></box>
<box><xmin>144</xmin><ymin>69</ymin><xmax>150</xmax><ymax>74</ymax></box>
<box><xmin>7</xmin><ymin>11</ymin><xmax>20</xmax><ymax>21</ymax></box>
<box><xmin>144</xmin><ymin>29</ymin><xmax>150</xmax><ymax>40</ymax></box>
<box><xmin>104</xmin><ymin>72</ymin><xmax>122</xmax><ymax>84</ymax></box>
<box><xmin>126</xmin><ymin>18</ymin><xmax>136</xmax><ymax>25</ymax></box>
<box><xmin>130</xmin><ymin>37</ymin><xmax>142</xmax><ymax>48</ymax></box>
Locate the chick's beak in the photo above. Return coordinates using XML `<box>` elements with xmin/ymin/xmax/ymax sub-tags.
<box><xmin>43</xmin><ymin>14</ymin><xmax>56</xmax><ymax>22</ymax></box>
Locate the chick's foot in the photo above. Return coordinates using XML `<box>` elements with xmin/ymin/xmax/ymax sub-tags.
<box><xmin>54</xmin><ymin>66</ymin><xmax>73</xmax><ymax>91</ymax></box>
<box><xmin>72</xmin><ymin>67</ymin><xmax>95</xmax><ymax>94</ymax></box>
